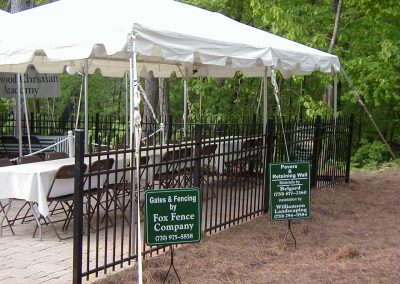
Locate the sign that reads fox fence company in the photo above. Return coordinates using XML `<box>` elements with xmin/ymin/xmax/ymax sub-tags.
<box><xmin>269</xmin><ymin>162</ymin><xmax>310</xmax><ymax>221</ymax></box>
<box><xmin>0</xmin><ymin>66</ymin><xmax>60</xmax><ymax>98</ymax></box>
<box><xmin>145</xmin><ymin>188</ymin><xmax>201</xmax><ymax>246</ymax></box>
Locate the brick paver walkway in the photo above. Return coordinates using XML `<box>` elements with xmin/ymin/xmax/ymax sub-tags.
<box><xmin>0</xmin><ymin>200</ymin><xmax>123</xmax><ymax>284</ymax></box>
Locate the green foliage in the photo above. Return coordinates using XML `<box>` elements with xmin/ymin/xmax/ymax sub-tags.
<box><xmin>0</xmin><ymin>98</ymin><xmax>13</xmax><ymax>114</ymax></box>
<box><xmin>183</xmin><ymin>0</ymin><xmax>400</xmax><ymax>148</ymax></box>
<box><xmin>299</xmin><ymin>94</ymin><xmax>332</xmax><ymax>118</ymax></box>
<box><xmin>352</xmin><ymin>139</ymin><xmax>391</xmax><ymax>168</ymax></box>
<box><xmin>352</xmin><ymin>158</ymin><xmax>400</xmax><ymax>173</ymax></box>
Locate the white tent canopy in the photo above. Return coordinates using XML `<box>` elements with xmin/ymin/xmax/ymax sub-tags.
<box><xmin>0</xmin><ymin>9</ymin><xmax>11</xmax><ymax>45</ymax></box>
<box><xmin>0</xmin><ymin>0</ymin><xmax>340</xmax><ymax>79</ymax></box>
<box><xmin>0</xmin><ymin>2</ymin><xmax>342</xmax><ymax>281</ymax></box>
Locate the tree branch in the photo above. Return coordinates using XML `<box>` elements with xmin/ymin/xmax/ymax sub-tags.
<box><xmin>328</xmin><ymin>0</ymin><xmax>342</xmax><ymax>53</ymax></box>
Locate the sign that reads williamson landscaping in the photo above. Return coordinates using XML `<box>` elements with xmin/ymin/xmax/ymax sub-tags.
<box><xmin>270</xmin><ymin>162</ymin><xmax>310</xmax><ymax>221</ymax></box>
<box><xmin>145</xmin><ymin>188</ymin><xmax>201</xmax><ymax>246</ymax></box>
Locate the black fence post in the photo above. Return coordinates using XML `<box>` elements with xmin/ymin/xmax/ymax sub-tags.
<box><xmin>168</xmin><ymin>114</ymin><xmax>173</xmax><ymax>142</ymax></box>
<box><xmin>30</xmin><ymin>112</ymin><xmax>35</xmax><ymax>134</ymax></box>
<box><xmin>95</xmin><ymin>113</ymin><xmax>100</xmax><ymax>146</ymax></box>
<box><xmin>311</xmin><ymin>116</ymin><xmax>321</xmax><ymax>188</ymax></box>
<box><xmin>251</xmin><ymin>114</ymin><xmax>257</xmax><ymax>135</ymax></box>
<box><xmin>345</xmin><ymin>113</ymin><xmax>355</xmax><ymax>183</ymax></box>
<box><xmin>73</xmin><ymin>130</ymin><xmax>85</xmax><ymax>284</ymax></box>
<box><xmin>70</xmin><ymin>116</ymin><xmax>74</xmax><ymax>132</ymax></box>
<box><xmin>193</xmin><ymin>124</ymin><xmax>202</xmax><ymax>187</ymax></box>
<box><xmin>264</xmin><ymin>118</ymin><xmax>275</xmax><ymax>213</ymax></box>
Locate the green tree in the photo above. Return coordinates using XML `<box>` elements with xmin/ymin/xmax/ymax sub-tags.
<box><xmin>182</xmin><ymin>0</ymin><xmax>399</xmax><ymax>146</ymax></box>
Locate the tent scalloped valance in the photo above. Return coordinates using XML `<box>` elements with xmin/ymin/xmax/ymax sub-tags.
<box><xmin>0</xmin><ymin>0</ymin><xmax>340</xmax><ymax>78</ymax></box>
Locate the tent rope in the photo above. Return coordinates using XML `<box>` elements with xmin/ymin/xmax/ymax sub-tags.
<box><xmin>271</xmin><ymin>70</ymin><xmax>290</xmax><ymax>161</ymax></box>
<box><xmin>137</xmin><ymin>82</ymin><xmax>165</xmax><ymax>142</ymax></box>
<box><xmin>340</xmin><ymin>67</ymin><xmax>396</xmax><ymax>159</ymax></box>
<box><xmin>10</xmin><ymin>137</ymin><xmax>70</xmax><ymax>162</ymax></box>
<box><xmin>74</xmin><ymin>75</ymin><xmax>84</xmax><ymax>131</ymax></box>
<box><xmin>138</xmin><ymin>83</ymin><xmax>159</xmax><ymax>124</ymax></box>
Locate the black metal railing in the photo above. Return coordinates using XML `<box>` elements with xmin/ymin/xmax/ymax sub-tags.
<box><xmin>70</xmin><ymin>114</ymin><xmax>354</xmax><ymax>283</ymax></box>
<box><xmin>1</xmin><ymin>112</ymin><xmax>260</xmax><ymax>156</ymax></box>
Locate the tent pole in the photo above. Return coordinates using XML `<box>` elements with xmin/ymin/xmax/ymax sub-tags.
<box><xmin>74</xmin><ymin>76</ymin><xmax>84</xmax><ymax>132</ymax></box>
<box><xmin>332</xmin><ymin>71</ymin><xmax>338</xmax><ymax>182</ymax></box>
<box><xmin>129</xmin><ymin>53</ymin><xmax>134</xmax><ymax>148</ymax></box>
<box><xmin>183</xmin><ymin>69</ymin><xmax>188</xmax><ymax>138</ymax></box>
<box><xmin>125</xmin><ymin>71</ymin><xmax>129</xmax><ymax>146</ymax></box>
<box><xmin>21</xmin><ymin>73</ymin><xmax>32</xmax><ymax>154</ymax></box>
<box><xmin>334</xmin><ymin>72</ymin><xmax>338</xmax><ymax>119</ymax></box>
<box><xmin>84</xmin><ymin>59</ymin><xmax>89</xmax><ymax>153</ymax></box>
<box><xmin>263</xmin><ymin>67</ymin><xmax>268</xmax><ymax>135</ymax></box>
<box><xmin>129</xmin><ymin>31</ymin><xmax>143</xmax><ymax>284</ymax></box>
<box><xmin>183</xmin><ymin>80</ymin><xmax>188</xmax><ymax>138</ymax></box>
<box><xmin>16</xmin><ymin>74</ymin><xmax>22</xmax><ymax>157</ymax></box>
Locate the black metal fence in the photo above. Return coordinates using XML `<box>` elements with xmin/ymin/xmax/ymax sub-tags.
<box><xmin>0</xmin><ymin>112</ymin><xmax>259</xmax><ymax>147</ymax></box>
<box><xmin>0</xmin><ymin>112</ymin><xmax>127</xmax><ymax>142</ymax></box>
<box><xmin>70</xmin><ymin>113</ymin><xmax>354</xmax><ymax>283</ymax></box>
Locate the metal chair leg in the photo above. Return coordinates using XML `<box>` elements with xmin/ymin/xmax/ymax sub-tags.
<box><xmin>29</xmin><ymin>202</ymin><xmax>42</xmax><ymax>241</ymax></box>
<box><xmin>45</xmin><ymin>216</ymin><xmax>73</xmax><ymax>241</ymax></box>
<box><xmin>0</xmin><ymin>199</ymin><xmax>15</xmax><ymax>236</ymax></box>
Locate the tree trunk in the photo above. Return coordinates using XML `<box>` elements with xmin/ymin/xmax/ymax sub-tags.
<box><xmin>159</xmin><ymin>78</ymin><xmax>170</xmax><ymax>143</ymax></box>
<box><xmin>9</xmin><ymin>0</ymin><xmax>32</xmax><ymax>13</ymax></box>
<box><xmin>143</xmin><ymin>71</ymin><xmax>159</xmax><ymax>140</ymax></box>
<box><xmin>328</xmin><ymin>0</ymin><xmax>342</xmax><ymax>53</ymax></box>
<box><xmin>159</xmin><ymin>78</ymin><xmax>170</xmax><ymax>125</ymax></box>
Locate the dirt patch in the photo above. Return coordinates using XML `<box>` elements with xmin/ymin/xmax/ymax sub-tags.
<box><xmin>95</xmin><ymin>168</ymin><xmax>400</xmax><ymax>283</ymax></box>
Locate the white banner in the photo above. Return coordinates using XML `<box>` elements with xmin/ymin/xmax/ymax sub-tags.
<box><xmin>0</xmin><ymin>66</ymin><xmax>60</xmax><ymax>98</ymax></box>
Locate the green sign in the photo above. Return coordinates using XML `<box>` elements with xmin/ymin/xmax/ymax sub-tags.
<box><xmin>269</xmin><ymin>162</ymin><xmax>310</xmax><ymax>221</ymax></box>
<box><xmin>145</xmin><ymin>188</ymin><xmax>202</xmax><ymax>246</ymax></box>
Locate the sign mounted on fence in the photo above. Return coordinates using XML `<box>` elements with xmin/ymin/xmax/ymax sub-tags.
<box><xmin>269</xmin><ymin>162</ymin><xmax>311</xmax><ymax>221</ymax></box>
<box><xmin>0</xmin><ymin>66</ymin><xmax>60</xmax><ymax>98</ymax></box>
<box><xmin>145</xmin><ymin>188</ymin><xmax>202</xmax><ymax>246</ymax></box>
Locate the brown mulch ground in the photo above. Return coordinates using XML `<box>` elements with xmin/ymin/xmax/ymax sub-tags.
<box><xmin>95</xmin><ymin>168</ymin><xmax>400</xmax><ymax>283</ymax></box>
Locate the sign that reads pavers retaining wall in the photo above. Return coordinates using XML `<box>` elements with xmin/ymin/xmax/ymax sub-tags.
<box><xmin>270</xmin><ymin>162</ymin><xmax>310</xmax><ymax>221</ymax></box>
<box><xmin>145</xmin><ymin>188</ymin><xmax>201</xmax><ymax>246</ymax></box>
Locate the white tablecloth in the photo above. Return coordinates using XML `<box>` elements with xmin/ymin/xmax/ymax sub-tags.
<box><xmin>0</xmin><ymin>158</ymin><xmax>76</xmax><ymax>217</ymax></box>
<box><xmin>0</xmin><ymin>154</ymin><xmax>131</xmax><ymax>218</ymax></box>
<box><xmin>0</xmin><ymin>137</ymin><xmax>247</xmax><ymax>218</ymax></box>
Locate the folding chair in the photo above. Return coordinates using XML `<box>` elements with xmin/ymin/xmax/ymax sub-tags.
<box><xmin>22</xmin><ymin>135</ymin><xmax>44</xmax><ymax>158</ymax></box>
<box><xmin>200</xmin><ymin>144</ymin><xmax>219</xmax><ymax>197</ymax></box>
<box><xmin>224</xmin><ymin>138</ymin><xmax>263</xmax><ymax>177</ymax></box>
<box><xmin>153</xmin><ymin>147</ymin><xmax>192</xmax><ymax>189</ymax></box>
<box><xmin>41</xmin><ymin>163</ymin><xmax>88</xmax><ymax>241</ymax></box>
<box><xmin>84</xmin><ymin>158</ymin><xmax>115</xmax><ymax>229</ymax></box>
<box><xmin>0</xmin><ymin>157</ymin><xmax>13</xmax><ymax>167</ymax></box>
<box><xmin>43</xmin><ymin>152</ymin><xmax>71</xmax><ymax>217</ymax></box>
<box><xmin>17</xmin><ymin>155</ymin><xmax>43</xmax><ymax>164</ymax></box>
<box><xmin>107</xmin><ymin>155</ymin><xmax>150</xmax><ymax>224</ymax></box>
<box><xmin>45</xmin><ymin>152</ymin><xmax>69</xmax><ymax>161</ymax></box>
<box><xmin>0</xmin><ymin>158</ymin><xmax>15</xmax><ymax>236</ymax></box>
<box><xmin>6</xmin><ymin>155</ymin><xmax>44</xmax><ymax>227</ymax></box>
<box><xmin>1</xmin><ymin>135</ymin><xmax>19</xmax><ymax>159</ymax></box>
